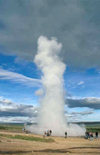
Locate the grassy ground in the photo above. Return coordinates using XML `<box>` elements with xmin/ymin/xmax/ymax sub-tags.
<box><xmin>0</xmin><ymin>131</ymin><xmax>100</xmax><ymax>155</ymax></box>
<box><xmin>0</xmin><ymin>123</ymin><xmax>100</xmax><ymax>133</ymax></box>
<box><xmin>86</xmin><ymin>124</ymin><xmax>100</xmax><ymax>132</ymax></box>
<box><xmin>0</xmin><ymin>133</ymin><xmax>54</xmax><ymax>142</ymax></box>
<box><xmin>0</xmin><ymin>124</ymin><xmax>23</xmax><ymax>132</ymax></box>
<box><xmin>0</xmin><ymin>123</ymin><xmax>100</xmax><ymax>155</ymax></box>
<box><xmin>86</xmin><ymin>126</ymin><xmax>100</xmax><ymax>132</ymax></box>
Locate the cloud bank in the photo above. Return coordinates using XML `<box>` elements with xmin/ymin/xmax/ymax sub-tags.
<box><xmin>0</xmin><ymin>97</ymin><xmax>38</xmax><ymax>123</ymax></box>
<box><xmin>67</xmin><ymin>97</ymin><xmax>100</xmax><ymax>109</ymax></box>
<box><xmin>0</xmin><ymin>68</ymin><xmax>41</xmax><ymax>87</ymax></box>
<box><xmin>0</xmin><ymin>96</ymin><xmax>99</xmax><ymax>123</ymax></box>
<box><xmin>0</xmin><ymin>0</ymin><xmax>100</xmax><ymax>69</ymax></box>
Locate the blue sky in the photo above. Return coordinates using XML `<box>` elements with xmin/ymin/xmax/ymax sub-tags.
<box><xmin>0</xmin><ymin>0</ymin><xmax>100</xmax><ymax>123</ymax></box>
<box><xmin>0</xmin><ymin>53</ymin><xmax>100</xmax><ymax>123</ymax></box>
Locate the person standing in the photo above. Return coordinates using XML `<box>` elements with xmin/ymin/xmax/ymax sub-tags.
<box><xmin>65</xmin><ymin>131</ymin><xmax>67</xmax><ymax>138</ymax></box>
<box><xmin>95</xmin><ymin>132</ymin><xmax>98</xmax><ymax>138</ymax></box>
<box><xmin>49</xmin><ymin>130</ymin><xmax>52</xmax><ymax>136</ymax></box>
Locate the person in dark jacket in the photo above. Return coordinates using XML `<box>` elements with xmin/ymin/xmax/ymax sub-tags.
<box><xmin>49</xmin><ymin>130</ymin><xmax>52</xmax><ymax>136</ymax></box>
<box><xmin>95</xmin><ymin>132</ymin><xmax>98</xmax><ymax>138</ymax></box>
<box><xmin>65</xmin><ymin>131</ymin><xmax>67</xmax><ymax>138</ymax></box>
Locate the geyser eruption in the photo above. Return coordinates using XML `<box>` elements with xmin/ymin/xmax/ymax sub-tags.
<box><xmin>35</xmin><ymin>36</ymin><xmax>66</xmax><ymax>136</ymax></box>
<box><xmin>26</xmin><ymin>36</ymin><xmax>85</xmax><ymax>136</ymax></box>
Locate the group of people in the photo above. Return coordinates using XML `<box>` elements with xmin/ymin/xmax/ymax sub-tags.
<box><xmin>85</xmin><ymin>131</ymin><xmax>98</xmax><ymax>139</ymax></box>
<box><xmin>44</xmin><ymin>130</ymin><xmax>99</xmax><ymax>139</ymax></box>
<box><xmin>43</xmin><ymin>130</ymin><xmax>52</xmax><ymax>137</ymax></box>
<box><xmin>43</xmin><ymin>130</ymin><xmax>68</xmax><ymax>138</ymax></box>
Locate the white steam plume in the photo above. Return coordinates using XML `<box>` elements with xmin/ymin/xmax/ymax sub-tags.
<box><xmin>26</xmin><ymin>36</ymin><xmax>85</xmax><ymax>136</ymax></box>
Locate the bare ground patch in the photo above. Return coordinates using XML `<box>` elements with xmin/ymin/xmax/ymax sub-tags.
<box><xmin>0</xmin><ymin>131</ymin><xmax>100</xmax><ymax>155</ymax></box>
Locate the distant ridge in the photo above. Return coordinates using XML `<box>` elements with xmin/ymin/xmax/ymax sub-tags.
<box><xmin>0</xmin><ymin>122</ymin><xmax>100</xmax><ymax>125</ymax></box>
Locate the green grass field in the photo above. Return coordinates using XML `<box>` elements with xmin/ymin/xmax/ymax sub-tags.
<box><xmin>0</xmin><ymin>133</ymin><xmax>54</xmax><ymax>142</ymax></box>
<box><xmin>86</xmin><ymin>125</ymin><xmax>100</xmax><ymax>132</ymax></box>
<box><xmin>0</xmin><ymin>123</ymin><xmax>100</xmax><ymax>133</ymax></box>
<box><xmin>0</xmin><ymin>123</ymin><xmax>23</xmax><ymax>132</ymax></box>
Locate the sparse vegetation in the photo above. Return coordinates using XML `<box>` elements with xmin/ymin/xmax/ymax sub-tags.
<box><xmin>85</xmin><ymin>123</ymin><xmax>100</xmax><ymax>132</ymax></box>
<box><xmin>0</xmin><ymin>124</ymin><xmax>23</xmax><ymax>132</ymax></box>
<box><xmin>0</xmin><ymin>133</ymin><xmax>54</xmax><ymax>142</ymax></box>
<box><xmin>86</xmin><ymin>127</ymin><xmax>100</xmax><ymax>132</ymax></box>
<box><xmin>0</xmin><ymin>123</ymin><xmax>100</xmax><ymax>155</ymax></box>
<box><xmin>0</xmin><ymin>123</ymin><xmax>100</xmax><ymax>133</ymax></box>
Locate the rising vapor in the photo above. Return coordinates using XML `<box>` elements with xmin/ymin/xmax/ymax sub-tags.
<box><xmin>26</xmin><ymin>36</ymin><xmax>86</xmax><ymax>136</ymax></box>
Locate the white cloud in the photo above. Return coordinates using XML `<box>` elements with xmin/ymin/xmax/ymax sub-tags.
<box><xmin>0</xmin><ymin>116</ymin><xmax>30</xmax><ymax>123</ymax></box>
<box><xmin>70</xmin><ymin>109</ymin><xmax>94</xmax><ymax>116</ymax></box>
<box><xmin>67</xmin><ymin>97</ymin><xmax>100</xmax><ymax>109</ymax></box>
<box><xmin>35</xmin><ymin>89</ymin><xmax>44</xmax><ymax>96</ymax></box>
<box><xmin>65</xmin><ymin>107</ymin><xmax>95</xmax><ymax>122</ymax></box>
<box><xmin>0</xmin><ymin>97</ymin><xmax>38</xmax><ymax>123</ymax></box>
<box><xmin>85</xmin><ymin>97</ymin><xmax>100</xmax><ymax>103</ymax></box>
<box><xmin>0</xmin><ymin>68</ymin><xmax>41</xmax><ymax>87</ymax></box>
<box><xmin>0</xmin><ymin>96</ymin><xmax>99</xmax><ymax>123</ymax></box>
<box><xmin>77</xmin><ymin>81</ymin><xmax>84</xmax><ymax>85</ymax></box>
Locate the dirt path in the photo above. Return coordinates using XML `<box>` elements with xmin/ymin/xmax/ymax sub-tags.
<box><xmin>0</xmin><ymin>131</ymin><xmax>100</xmax><ymax>155</ymax></box>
